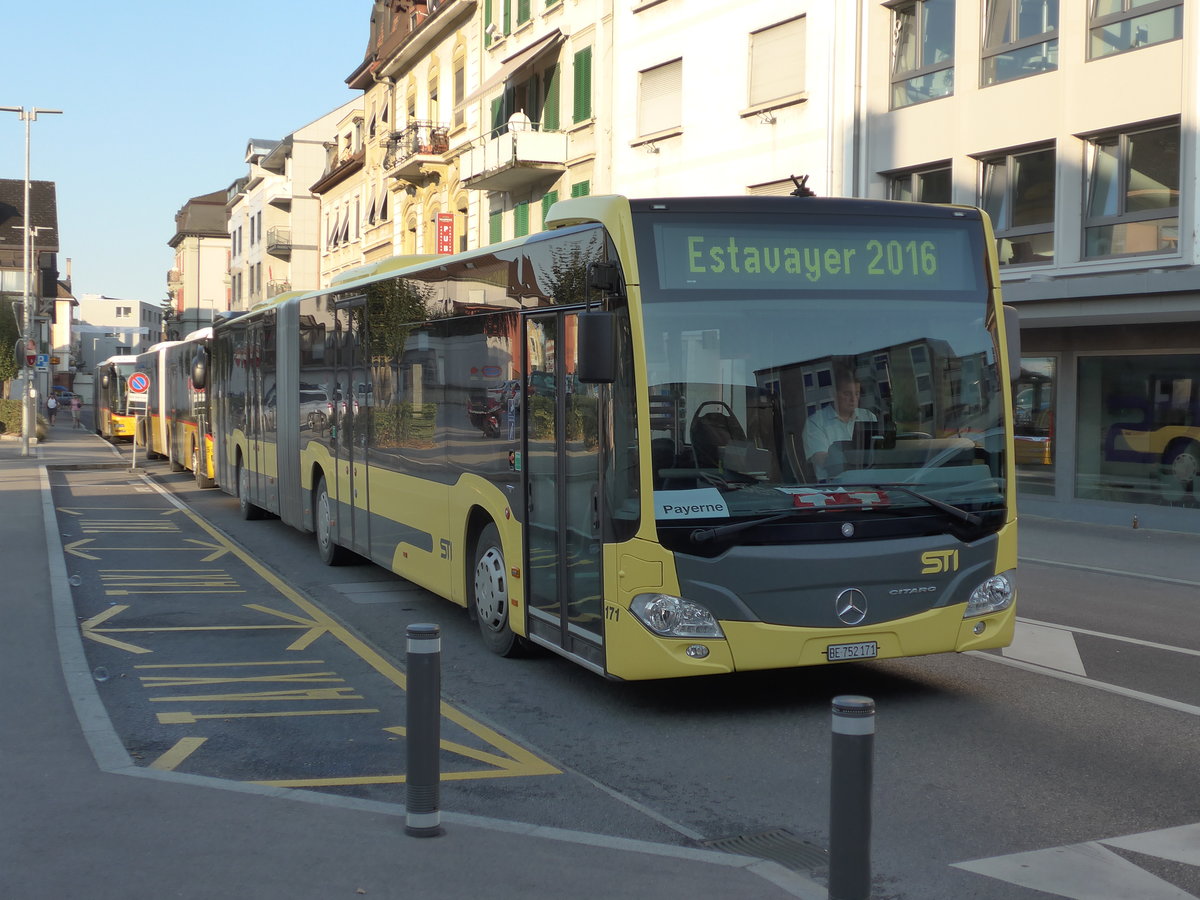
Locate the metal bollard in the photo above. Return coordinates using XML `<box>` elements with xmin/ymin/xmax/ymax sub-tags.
<box><xmin>829</xmin><ymin>695</ymin><xmax>875</xmax><ymax>900</ymax></box>
<box><xmin>404</xmin><ymin>623</ymin><xmax>444</xmax><ymax>837</ymax></box>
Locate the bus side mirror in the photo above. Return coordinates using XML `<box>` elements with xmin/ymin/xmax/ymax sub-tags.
<box><xmin>101</xmin><ymin>371</ymin><xmax>110</xmax><ymax>390</ymax></box>
<box><xmin>577</xmin><ymin>311</ymin><xmax>615</xmax><ymax>384</ymax></box>
<box><xmin>191</xmin><ymin>351</ymin><xmax>209</xmax><ymax>390</ymax></box>
<box><xmin>1003</xmin><ymin>305</ymin><xmax>1020</xmax><ymax>382</ymax></box>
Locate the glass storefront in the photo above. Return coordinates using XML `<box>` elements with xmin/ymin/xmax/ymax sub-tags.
<box><xmin>1015</xmin><ymin>356</ymin><xmax>1055</xmax><ymax>495</ymax></box>
<box><xmin>1076</xmin><ymin>354</ymin><xmax>1200</xmax><ymax>508</ymax></box>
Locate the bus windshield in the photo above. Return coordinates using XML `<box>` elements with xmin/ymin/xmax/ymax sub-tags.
<box><xmin>635</xmin><ymin>207</ymin><xmax>1006</xmax><ymax>533</ymax></box>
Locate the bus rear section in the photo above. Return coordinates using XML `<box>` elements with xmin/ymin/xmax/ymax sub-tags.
<box><xmin>95</xmin><ymin>355</ymin><xmax>138</xmax><ymax>441</ymax></box>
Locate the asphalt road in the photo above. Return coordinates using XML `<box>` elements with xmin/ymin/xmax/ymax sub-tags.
<box><xmin>57</xmin><ymin>453</ymin><xmax>1200</xmax><ymax>900</ymax></box>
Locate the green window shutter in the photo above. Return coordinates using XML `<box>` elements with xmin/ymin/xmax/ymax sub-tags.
<box><xmin>573</xmin><ymin>47</ymin><xmax>592</xmax><ymax>123</ymax></box>
<box><xmin>514</xmin><ymin>202</ymin><xmax>530</xmax><ymax>237</ymax></box>
<box><xmin>571</xmin><ymin>180</ymin><xmax>590</xmax><ymax>198</ymax></box>
<box><xmin>503</xmin><ymin>0</ymin><xmax>512</xmax><ymax>35</ymax></box>
<box><xmin>490</xmin><ymin>96</ymin><xmax>506</xmax><ymax>135</ymax></box>
<box><xmin>490</xmin><ymin>211</ymin><xmax>503</xmax><ymax>244</ymax></box>
<box><xmin>541</xmin><ymin>191</ymin><xmax>559</xmax><ymax>226</ymax></box>
<box><xmin>484</xmin><ymin>0</ymin><xmax>493</xmax><ymax>46</ymax></box>
<box><xmin>517</xmin><ymin>0</ymin><xmax>530</xmax><ymax>24</ymax></box>
<box><xmin>542</xmin><ymin>64</ymin><xmax>560</xmax><ymax>130</ymax></box>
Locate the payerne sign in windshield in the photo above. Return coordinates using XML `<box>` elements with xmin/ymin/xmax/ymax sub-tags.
<box><xmin>651</xmin><ymin>221</ymin><xmax>981</xmax><ymax>293</ymax></box>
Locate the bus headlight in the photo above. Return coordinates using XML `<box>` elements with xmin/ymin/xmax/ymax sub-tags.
<box><xmin>964</xmin><ymin>570</ymin><xmax>1015</xmax><ymax>618</ymax></box>
<box><xmin>630</xmin><ymin>593</ymin><xmax>724</xmax><ymax>638</ymax></box>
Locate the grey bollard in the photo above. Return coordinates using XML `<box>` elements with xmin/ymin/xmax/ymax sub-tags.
<box><xmin>405</xmin><ymin>623</ymin><xmax>444</xmax><ymax>837</ymax></box>
<box><xmin>829</xmin><ymin>695</ymin><xmax>875</xmax><ymax>900</ymax></box>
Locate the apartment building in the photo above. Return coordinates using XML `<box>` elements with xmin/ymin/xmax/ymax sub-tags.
<box><xmin>228</xmin><ymin>101</ymin><xmax>363</xmax><ymax>308</ymax></box>
<box><xmin>858</xmin><ymin>0</ymin><xmax>1197</xmax><ymax>530</ymax></box>
<box><xmin>167</xmin><ymin>190</ymin><xmax>231</xmax><ymax>336</ymax></box>
<box><xmin>76</xmin><ymin>293</ymin><xmax>160</xmax><ymax>373</ymax></box>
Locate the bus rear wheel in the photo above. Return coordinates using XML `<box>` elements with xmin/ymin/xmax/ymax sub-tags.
<box><xmin>1162</xmin><ymin>440</ymin><xmax>1199</xmax><ymax>502</ymax></box>
<box><xmin>471</xmin><ymin>523</ymin><xmax>524</xmax><ymax>657</ymax></box>
<box><xmin>314</xmin><ymin>475</ymin><xmax>353</xmax><ymax>565</ymax></box>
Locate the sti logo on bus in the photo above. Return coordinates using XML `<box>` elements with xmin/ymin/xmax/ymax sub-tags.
<box><xmin>921</xmin><ymin>550</ymin><xmax>959</xmax><ymax>574</ymax></box>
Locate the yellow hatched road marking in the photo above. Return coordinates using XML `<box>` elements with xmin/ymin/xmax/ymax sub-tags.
<box><xmin>150</xmin><ymin>737</ymin><xmax>207</xmax><ymax>771</ymax></box>
<box><xmin>157</xmin><ymin>708</ymin><xmax>378</xmax><ymax>725</ymax></box>
<box><xmin>140</xmin><ymin>671</ymin><xmax>343</xmax><ymax>687</ymax></box>
<box><xmin>149</xmin><ymin>687</ymin><xmax>363</xmax><ymax>703</ymax></box>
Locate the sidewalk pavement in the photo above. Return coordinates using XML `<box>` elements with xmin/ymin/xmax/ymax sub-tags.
<box><xmin>0</xmin><ymin>418</ymin><xmax>817</xmax><ymax>900</ymax></box>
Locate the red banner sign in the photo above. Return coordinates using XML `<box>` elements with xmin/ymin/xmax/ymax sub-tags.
<box><xmin>436</xmin><ymin>213</ymin><xmax>455</xmax><ymax>255</ymax></box>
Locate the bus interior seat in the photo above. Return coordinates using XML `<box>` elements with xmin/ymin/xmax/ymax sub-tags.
<box><xmin>690</xmin><ymin>402</ymin><xmax>746</xmax><ymax>469</ymax></box>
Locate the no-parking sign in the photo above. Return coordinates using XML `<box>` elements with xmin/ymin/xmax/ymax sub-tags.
<box><xmin>128</xmin><ymin>372</ymin><xmax>150</xmax><ymax>394</ymax></box>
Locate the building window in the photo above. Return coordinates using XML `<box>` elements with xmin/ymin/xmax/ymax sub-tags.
<box><xmin>517</xmin><ymin>0</ymin><xmax>530</xmax><ymax>25</ymax></box>
<box><xmin>748</xmin><ymin>16</ymin><xmax>806</xmax><ymax>109</ymax></box>
<box><xmin>980</xmin><ymin>144</ymin><xmax>1056</xmax><ymax>265</ymax></box>
<box><xmin>1084</xmin><ymin>120</ymin><xmax>1179</xmax><ymax>258</ymax></box>
<box><xmin>573</xmin><ymin>47</ymin><xmax>593</xmax><ymax>123</ymax></box>
<box><xmin>570</xmin><ymin>180</ymin><xmax>590</xmax><ymax>198</ymax></box>
<box><xmin>1089</xmin><ymin>0</ymin><xmax>1182</xmax><ymax>59</ymax></box>
<box><xmin>542</xmin><ymin>63</ymin><xmax>561</xmax><ymax>130</ymax></box>
<box><xmin>981</xmin><ymin>0</ymin><xmax>1058</xmax><ymax>85</ymax></box>
<box><xmin>514</xmin><ymin>201</ymin><xmax>530</xmax><ymax>237</ymax></box>
<box><xmin>892</xmin><ymin>0</ymin><xmax>955</xmax><ymax>109</ymax></box>
<box><xmin>116</xmin><ymin>306</ymin><xmax>131</xmax><ymax>318</ymax></box>
<box><xmin>890</xmin><ymin>0</ymin><xmax>955</xmax><ymax>109</ymax></box>
<box><xmin>888</xmin><ymin>164</ymin><xmax>952</xmax><ymax>202</ymax></box>
<box><xmin>637</xmin><ymin>59</ymin><xmax>682</xmax><ymax>138</ymax></box>
<box><xmin>541</xmin><ymin>190</ymin><xmax>559</xmax><ymax>226</ymax></box>
<box><xmin>1015</xmin><ymin>357</ymin><xmax>1056</xmax><ymax>495</ymax></box>
<box><xmin>1077</xmin><ymin>353</ymin><xmax>1200</xmax><ymax>507</ymax></box>
<box><xmin>489</xmin><ymin>210</ymin><xmax>503</xmax><ymax>244</ymax></box>
<box><xmin>453</xmin><ymin>55</ymin><xmax>466</xmax><ymax>129</ymax></box>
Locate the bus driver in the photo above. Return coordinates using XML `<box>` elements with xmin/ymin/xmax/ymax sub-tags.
<box><xmin>803</xmin><ymin>363</ymin><xmax>876</xmax><ymax>480</ymax></box>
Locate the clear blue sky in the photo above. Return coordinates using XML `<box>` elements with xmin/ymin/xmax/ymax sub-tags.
<box><xmin>1</xmin><ymin>2</ymin><xmax>368</xmax><ymax>305</ymax></box>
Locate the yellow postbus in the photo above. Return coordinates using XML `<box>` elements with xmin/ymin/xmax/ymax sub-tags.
<box><xmin>95</xmin><ymin>354</ymin><xmax>139</xmax><ymax>441</ymax></box>
<box><xmin>206</xmin><ymin>195</ymin><xmax>1020</xmax><ymax>680</ymax></box>
<box><xmin>134</xmin><ymin>329</ymin><xmax>218</xmax><ymax>487</ymax></box>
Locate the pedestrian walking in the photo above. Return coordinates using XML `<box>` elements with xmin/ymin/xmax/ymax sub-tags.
<box><xmin>46</xmin><ymin>394</ymin><xmax>58</xmax><ymax>425</ymax></box>
<box><xmin>70</xmin><ymin>395</ymin><xmax>82</xmax><ymax>429</ymax></box>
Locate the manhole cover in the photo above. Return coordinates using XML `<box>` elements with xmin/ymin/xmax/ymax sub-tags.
<box><xmin>702</xmin><ymin>827</ymin><xmax>829</xmax><ymax>873</ymax></box>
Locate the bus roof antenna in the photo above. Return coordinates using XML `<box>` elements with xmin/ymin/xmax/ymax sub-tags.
<box><xmin>789</xmin><ymin>174</ymin><xmax>816</xmax><ymax>197</ymax></box>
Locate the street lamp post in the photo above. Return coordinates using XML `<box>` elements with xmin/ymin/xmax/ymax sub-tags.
<box><xmin>1</xmin><ymin>105</ymin><xmax>63</xmax><ymax>457</ymax></box>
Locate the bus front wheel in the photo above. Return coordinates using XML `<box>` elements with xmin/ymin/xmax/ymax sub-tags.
<box><xmin>1162</xmin><ymin>440</ymin><xmax>1199</xmax><ymax>502</ymax></box>
<box><xmin>314</xmin><ymin>475</ymin><xmax>353</xmax><ymax>565</ymax></box>
<box><xmin>471</xmin><ymin>524</ymin><xmax>523</xmax><ymax>657</ymax></box>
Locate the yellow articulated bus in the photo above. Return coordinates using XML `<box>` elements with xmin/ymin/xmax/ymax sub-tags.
<box><xmin>204</xmin><ymin>195</ymin><xmax>1020</xmax><ymax>680</ymax></box>
<box><xmin>134</xmin><ymin>329</ymin><xmax>218</xmax><ymax>487</ymax></box>
<box><xmin>95</xmin><ymin>354</ymin><xmax>140</xmax><ymax>441</ymax></box>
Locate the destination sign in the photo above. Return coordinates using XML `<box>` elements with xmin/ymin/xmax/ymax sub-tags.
<box><xmin>650</xmin><ymin>221</ymin><xmax>981</xmax><ymax>293</ymax></box>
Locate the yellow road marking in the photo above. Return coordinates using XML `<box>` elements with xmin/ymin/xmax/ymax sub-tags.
<box><xmin>157</xmin><ymin>708</ymin><xmax>378</xmax><ymax>725</ymax></box>
<box><xmin>65</xmin><ymin>539</ymin><xmax>228</xmax><ymax>561</ymax></box>
<box><xmin>165</xmin><ymin>503</ymin><xmax>562</xmax><ymax>781</ymax></box>
<box><xmin>149</xmin><ymin>687</ymin><xmax>363</xmax><ymax>703</ymax></box>
<box><xmin>150</xmin><ymin>737</ymin><xmax>207</xmax><ymax>771</ymax></box>
<box><xmin>140</xmin><ymin>672</ymin><xmax>343</xmax><ymax>687</ymax></box>
<box><xmin>135</xmin><ymin>660</ymin><xmax>326</xmax><ymax>668</ymax></box>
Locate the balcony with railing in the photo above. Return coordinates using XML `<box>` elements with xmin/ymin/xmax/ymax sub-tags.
<box><xmin>384</xmin><ymin>121</ymin><xmax>451</xmax><ymax>181</ymax></box>
<box><xmin>267</xmin><ymin>279</ymin><xmax>292</xmax><ymax>298</ymax></box>
<box><xmin>460</xmin><ymin>117</ymin><xmax>567</xmax><ymax>192</ymax></box>
<box><xmin>266</xmin><ymin>226</ymin><xmax>293</xmax><ymax>256</ymax></box>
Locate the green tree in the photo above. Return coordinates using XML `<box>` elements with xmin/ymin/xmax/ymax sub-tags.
<box><xmin>0</xmin><ymin>298</ymin><xmax>21</xmax><ymax>386</ymax></box>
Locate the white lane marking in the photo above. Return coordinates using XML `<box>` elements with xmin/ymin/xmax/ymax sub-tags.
<box><xmin>1019</xmin><ymin>556</ymin><xmax>1200</xmax><ymax>589</ymax></box>
<box><xmin>1104</xmin><ymin>824</ymin><xmax>1200</xmax><ymax>867</ymax></box>
<box><xmin>1018</xmin><ymin>617</ymin><xmax>1200</xmax><ymax>659</ymax></box>
<box><xmin>954</xmin><ymin>840</ymin><xmax>1197</xmax><ymax>899</ymax></box>
<box><xmin>970</xmin><ymin>652</ymin><xmax>1200</xmax><ymax>717</ymax></box>
<box><xmin>1003</xmin><ymin>620</ymin><xmax>1086</xmax><ymax>675</ymax></box>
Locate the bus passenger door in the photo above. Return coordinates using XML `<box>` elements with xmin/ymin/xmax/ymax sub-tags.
<box><xmin>523</xmin><ymin>311</ymin><xmax>604</xmax><ymax>666</ymax></box>
<box><xmin>333</xmin><ymin>299</ymin><xmax>370</xmax><ymax>558</ymax></box>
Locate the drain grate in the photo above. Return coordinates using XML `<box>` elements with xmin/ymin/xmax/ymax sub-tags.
<box><xmin>702</xmin><ymin>827</ymin><xmax>829</xmax><ymax>873</ymax></box>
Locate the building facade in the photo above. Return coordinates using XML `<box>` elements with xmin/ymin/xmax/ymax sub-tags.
<box><xmin>227</xmin><ymin>101</ymin><xmax>363</xmax><ymax>309</ymax></box>
<box><xmin>76</xmin><ymin>293</ymin><xmax>160</xmax><ymax>373</ymax></box>
<box><xmin>860</xmin><ymin>0</ymin><xmax>1196</xmax><ymax>531</ymax></box>
<box><xmin>167</xmin><ymin>190</ymin><xmax>231</xmax><ymax>337</ymax></box>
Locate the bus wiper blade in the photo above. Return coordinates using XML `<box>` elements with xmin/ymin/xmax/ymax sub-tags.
<box><xmin>690</xmin><ymin>511</ymin><xmax>799</xmax><ymax>544</ymax></box>
<box><xmin>841</xmin><ymin>483</ymin><xmax>982</xmax><ymax>526</ymax></box>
